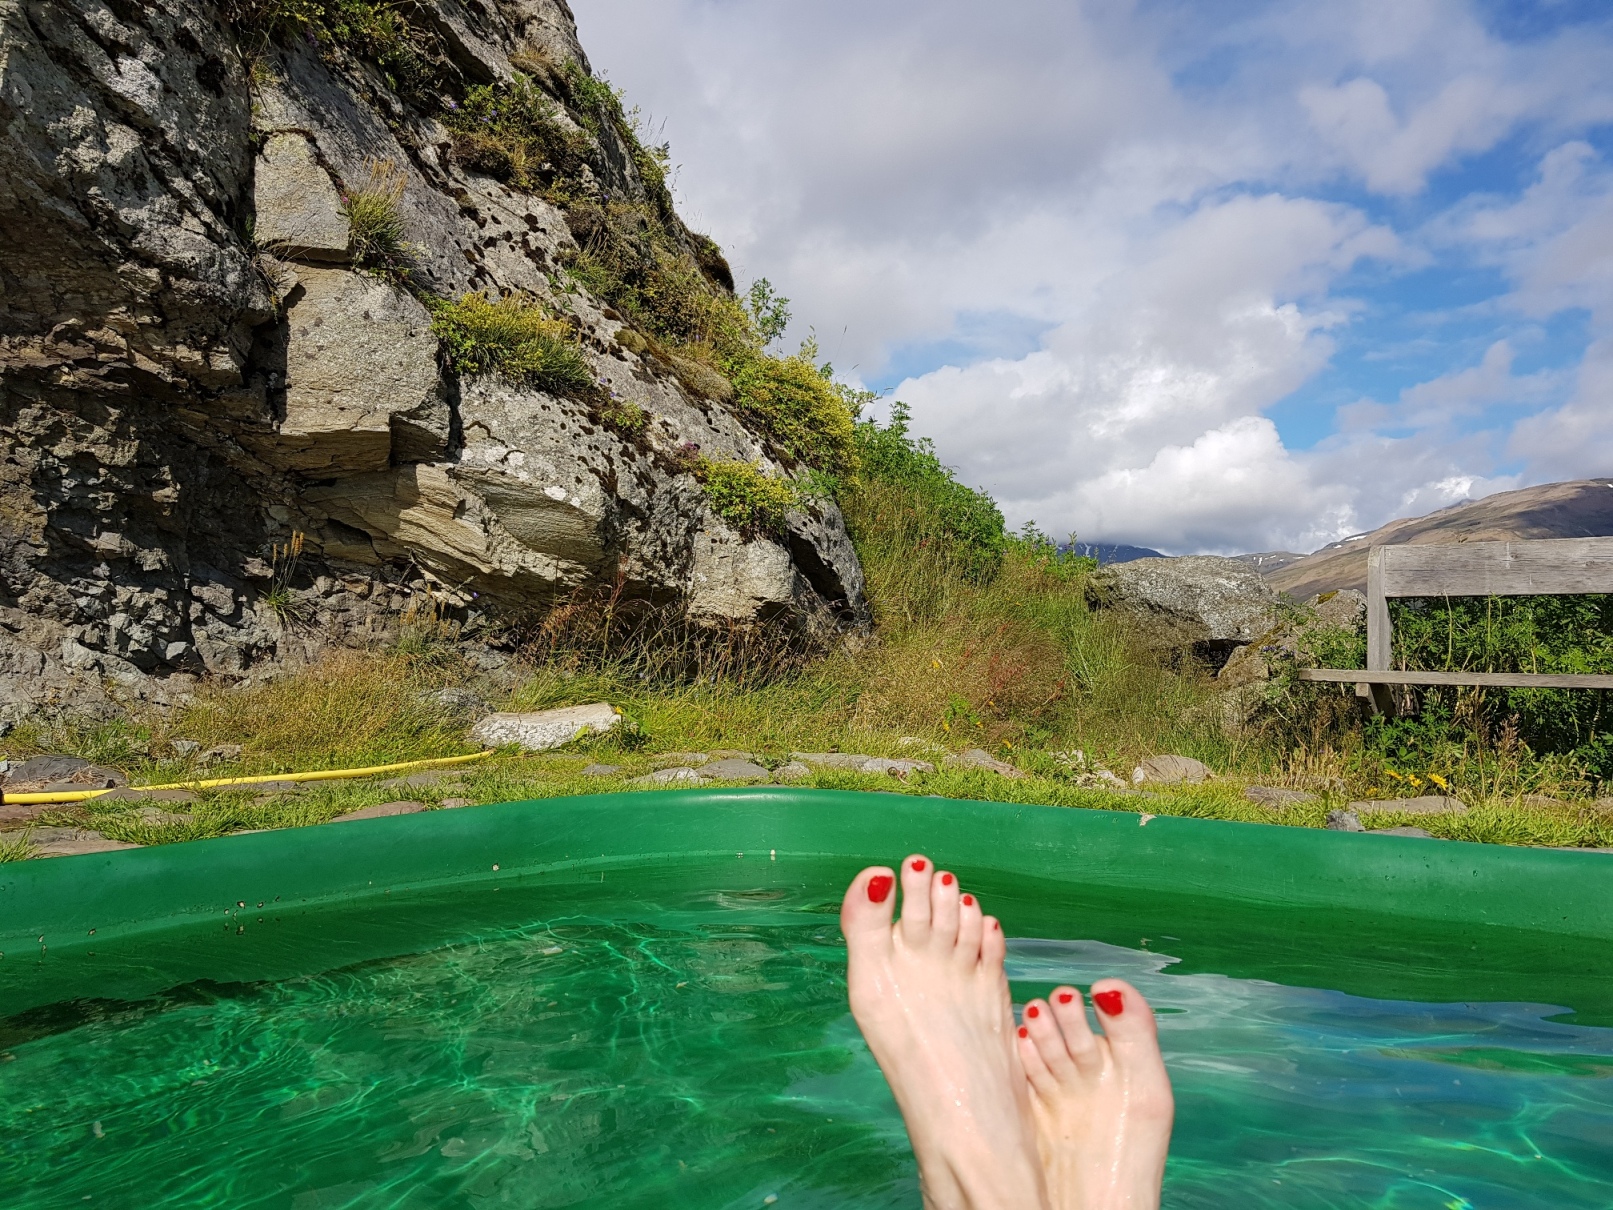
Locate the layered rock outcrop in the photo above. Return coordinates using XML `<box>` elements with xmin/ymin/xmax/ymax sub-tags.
<box><xmin>0</xmin><ymin>0</ymin><xmax>868</xmax><ymax>726</ymax></box>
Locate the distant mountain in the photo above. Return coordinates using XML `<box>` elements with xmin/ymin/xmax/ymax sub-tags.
<box><xmin>1068</xmin><ymin>542</ymin><xmax>1165</xmax><ymax>564</ymax></box>
<box><xmin>1229</xmin><ymin>550</ymin><xmax>1306</xmax><ymax>575</ymax></box>
<box><xmin>1269</xmin><ymin>479</ymin><xmax>1613</xmax><ymax>601</ymax></box>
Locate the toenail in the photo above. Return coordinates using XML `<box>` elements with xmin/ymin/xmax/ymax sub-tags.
<box><xmin>940</xmin><ymin>872</ymin><xmax>954</xmax><ymax>886</ymax></box>
<box><xmin>1093</xmin><ymin>989</ymin><xmax>1124</xmax><ymax>1016</ymax></box>
<box><xmin>1017</xmin><ymin>1026</ymin><xmax>1028</xmax><ymax>1038</ymax></box>
<box><xmin>961</xmin><ymin>894</ymin><xmax>974</xmax><ymax>906</ymax></box>
<box><xmin>1057</xmin><ymin>992</ymin><xmax>1074</xmax><ymax>1004</ymax></box>
<box><xmin>911</xmin><ymin>858</ymin><xmax>926</xmax><ymax>871</ymax></box>
<box><xmin>867</xmin><ymin>874</ymin><xmax>894</xmax><ymax>903</ymax></box>
<box><xmin>1026</xmin><ymin>1005</ymin><xmax>1039</xmax><ymax>1018</ymax></box>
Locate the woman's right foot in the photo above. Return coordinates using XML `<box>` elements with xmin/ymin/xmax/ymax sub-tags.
<box><xmin>1016</xmin><ymin>980</ymin><xmax>1174</xmax><ymax>1210</ymax></box>
<box><xmin>842</xmin><ymin>858</ymin><xmax>1049</xmax><ymax>1210</ymax></box>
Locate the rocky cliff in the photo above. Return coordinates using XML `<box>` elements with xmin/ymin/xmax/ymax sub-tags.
<box><xmin>0</xmin><ymin>0</ymin><xmax>869</xmax><ymax>726</ymax></box>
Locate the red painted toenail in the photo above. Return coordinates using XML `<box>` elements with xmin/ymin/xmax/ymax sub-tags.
<box><xmin>1026</xmin><ymin>1005</ymin><xmax>1039</xmax><ymax>1018</ymax></box>
<box><xmin>961</xmin><ymin>894</ymin><xmax>974</xmax><ymax>906</ymax></box>
<box><xmin>941</xmin><ymin>872</ymin><xmax>954</xmax><ymax>886</ymax></box>
<box><xmin>867</xmin><ymin>874</ymin><xmax>894</xmax><ymax>903</ymax></box>
<box><xmin>911</xmin><ymin>858</ymin><xmax>926</xmax><ymax>871</ymax></box>
<box><xmin>1018</xmin><ymin>1026</ymin><xmax>1028</xmax><ymax>1038</ymax></box>
<box><xmin>1093</xmin><ymin>990</ymin><xmax>1124</xmax><ymax>1016</ymax></box>
<box><xmin>1057</xmin><ymin>992</ymin><xmax>1074</xmax><ymax>1004</ymax></box>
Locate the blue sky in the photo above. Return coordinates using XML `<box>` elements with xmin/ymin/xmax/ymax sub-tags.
<box><xmin>577</xmin><ymin>0</ymin><xmax>1613</xmax><ymax>553</ymax></box>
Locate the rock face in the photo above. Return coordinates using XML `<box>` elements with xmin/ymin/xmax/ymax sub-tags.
<box><xmin>1086</xmin><ymin>556</ymin><xmax>1276</xmax><ymax>667</ymax></box>
<box><xmin>0</xmin><ymin>0</ymin><xmax>869</xmax><ymax>728</ymax></box>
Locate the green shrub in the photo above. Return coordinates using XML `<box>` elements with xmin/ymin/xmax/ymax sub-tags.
<box><xmin>430</xmin><ymin>293</ymin><xmax>595</xmax><ymax>396</ymax></box>
<box><xmin>599</xmin><ymin>395</ymin><xmax>649</xmax><ymax>437</ymax></box>
<box><xmin>343</xmin><ymin>160</ymin><xmax>411</xmax><ymax>272</ymax></box>
<box><xmin>227</xmin><ymin>0</ymin><xmax>440</xmax><ymax>99</ymax></box>
<box><xmin>725</xmin><ymin>348</ymin><xmax>859</xmax><ymax>476</ymax></box>
<box><xmin>696</xmin><ymin>458</ymin><xmax>797</xmax><ymax>536</ymax></box>
<box><xmin>847</xmin><ymin>402</ymin><xmax>1007</xmax><ymax>581</ymax></box>
<box><xmin>444</xmin><ymin>75</ymin><xmax>589</xmax><ymax>191</ymax></box>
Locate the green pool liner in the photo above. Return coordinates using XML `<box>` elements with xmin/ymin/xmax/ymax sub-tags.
<box><xmin>3</xmin><ymin>788</ymin><xmax>1610</xmax><ymax>1022</ymax></box>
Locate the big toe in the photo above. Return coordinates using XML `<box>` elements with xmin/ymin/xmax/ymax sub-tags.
<box><xmin>841</xmin><ymin>865</ymin><xmax>898</xmax><ymax>948</ymax></box>
<box><xmin>1090</xmin><ymin>979</ymin><xmax>1173</xmax><ymax>1109</ymax></box>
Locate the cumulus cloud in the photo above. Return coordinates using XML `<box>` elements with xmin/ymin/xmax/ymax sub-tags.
<box><xmin>575</xmin><ymin>0</ymin><xmax>1613</xmax><ymax>553</ymax></box>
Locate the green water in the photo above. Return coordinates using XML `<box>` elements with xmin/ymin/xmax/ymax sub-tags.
<box><xmin>2</xmin><ymin>859</ymin><xmax>1612</xmax><ymax>1208</ymax></box>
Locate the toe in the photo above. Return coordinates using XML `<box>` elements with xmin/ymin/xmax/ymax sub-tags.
<box><xmin>929</xmin><ymin>869</ymin><xmax>961</xmax><ymax>947</ymax></box>
<box><xmin>897</xmin><ymin>854</ymin><xmax>933</xmax><ymax>944</ymax></box>
<box><xmin>840</xmin><ymin>865</ymin><xmax>898</xmax><ymax>946</ymax></box>
<box><xmin>1047</xmin><ymin>986</ymin><xmax>1102</xmax><ymax>1076</ymax></box>
<box><xmin>954</xmin><ymin>890</ymin><xmax>984</xmax><ymax>963</ymax></box>
<box><xmin>979</xmin><ymin>913</ymin><xmax>1006</xmax><ymax>972</ymax></box>
<box><xmin>1090</xmin><ymin>978</ymin><xmax>1174</xmax><ymax>1116</ymax></box>
<box><xmin>1021</xmin><ymin>999</ymin><xmax>1080</xmax><ymax>1083</ymax></box>
<box><xmin>1016</xmin><ymin>1016</ymin><xmax>1061</xmax><ymax>1099</ymax></box>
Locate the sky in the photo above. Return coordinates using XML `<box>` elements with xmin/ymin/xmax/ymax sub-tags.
<box><xmin>572</xmin><ymin>0</ymin><xmax>1613</xmax><ymax>555</ymax></box>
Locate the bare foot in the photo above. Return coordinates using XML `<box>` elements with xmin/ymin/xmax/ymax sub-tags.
<box><xmin>842</xmin><ymin>857</ymin><xmax>1049</xmax><ymax>1210</ymax></box>
<box><xmin>1017</xmin><ymin>980</ymin><xmax>1174</xmax><ymax>1210</ymax></box>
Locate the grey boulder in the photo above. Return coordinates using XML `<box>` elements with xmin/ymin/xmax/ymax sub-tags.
<box><xmin>469</xmin><ymin>703</ymin><xmax>620</xmax><ymax>751</ymax></box>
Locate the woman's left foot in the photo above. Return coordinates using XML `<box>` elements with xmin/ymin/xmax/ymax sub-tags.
<box><xmin>1017</xmin><ymin>979</ymin><xmax>1174</xmax><ymax>1210</ymax></box>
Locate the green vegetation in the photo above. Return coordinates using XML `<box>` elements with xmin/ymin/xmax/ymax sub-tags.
<box><xmin>695</xmin><ymin>459</ymin><xmax>798</xmax><ymax>536</ymax></box>
<box><xmin>227</xmin><ymin>0</ymin><xmax>442</xmax><ymax>99</ymax></box>
<box><xmin>444</xmin><ymin>75</ymin><xmax>589</xmax><ymax>193</ymax></box>
<box><xmin>342</xmin><ymin>160</ymin><xmax>412</xmax><ymax>273</ymax></box>
<box><xmin>429</xmin><ymin>293</ymin><xmax>595</xmax><ymax>396</ymax></box>
<box><xmin>725</xmin><ymin>347</ymin><xmax>859</xmax><ymax>476</ymax></box>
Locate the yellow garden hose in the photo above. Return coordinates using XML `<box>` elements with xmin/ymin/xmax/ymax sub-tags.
<box><xmin>1</xmin><ymin>750</ymin><xmax>496</xmax><ymax>805</ymax></box>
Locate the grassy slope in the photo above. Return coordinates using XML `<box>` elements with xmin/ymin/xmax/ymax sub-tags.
<box><xmin>4</xmin><ymin>421</ymin><xmax>1611</xmax><ymax>855</ymax></box>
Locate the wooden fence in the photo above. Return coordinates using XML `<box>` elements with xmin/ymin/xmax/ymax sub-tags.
<box><xmin>1297</xmin><ymin>536</ymin><xmax>1613</xmax><ymax>714</ymax></box>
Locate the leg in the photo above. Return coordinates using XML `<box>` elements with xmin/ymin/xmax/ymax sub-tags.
<box><xmin>842</xmin><ymin>859</ymin><xmax>1049</xmax><ymax>1210</ymax></box>
<box><xmin>1017</xmin><ymin>979</ymin><xmax>1174</xmax><ymax>1210</ymax></box>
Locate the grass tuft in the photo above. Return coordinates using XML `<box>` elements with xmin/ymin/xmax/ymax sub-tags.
<box><xmin>695</xmin><ymin>458</ymin><xmax>797</xmax><ymax>537</ymax></box>
<box><xmin>430</xmin><ymin>293</ymin><xmax>595</xmax><ymax>396</ymax></box>
<box><xmin>342</xmin><ymin>159</ymin><xmax>412</xmax><ymax>273</ymax></box>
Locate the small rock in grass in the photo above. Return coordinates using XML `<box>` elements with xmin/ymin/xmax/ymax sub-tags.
<box><xmin>1369</xmin><ymin>825</ymin><xmax>1439</xmax><ymax>839</ymax></box>
<box><xmin>946</xmin><ymin>749</ymin><xmax>1025</xmax><ymax>778</ymax></box>
<box><xmin>701</xmin><ymin>758</ymin><xmax>771</xmax><ymax>782</ymax></box>
<box><xmin>1325</xmin><ymin>809</ymin><xmax>1365</xmax><ymax>832</ymax></box>
<box><xmin>171</xmin><ymin>740</ymin><xmax>202</xmax><ymax>757</ymax></box>
<box><xmin>202</xmin><ymin>744</ymin><xmax>242</xmax><ymax>765</ymax></box>
<box><xmin>379</xmin><ymin>770</ymin><xmax>461</xmax><ymax>790</ymax></box>
<box><xmin>439</xmin><ymin>797</ymin><xmax>474</xmax><ymax>809</ymax></box>
<box><xmin>1244</xmin><ymin>786</ymin><xmax>1317</xmax><ymax>810</ymax></box>
<box><xmin>791</xmin><ymin>752</ymin><xmax>871</xmax><ymax>770</ymax></box>
<box><xmin>631</xmin><ymin>767</ymin><xmax>706</xmax><ymax>786</ymax></box>
<box><xmin>93</xmin><ymin>787</ymin><xmax>200</xmax><ymax>804</ymax></box>
<box><xmin>772</xmin><ymin>762</ymin><xmax>813</xmax><ymax>783</ymax></box>
<box><xmin>3</xmin><ymin>755</ymin><xmax>126</xmax><ymax>787</ymax></box>
<box><xmin>1351</xmin><ymin>796</ymin><xmax>1467</xmax><ymax>817</ymax></box>
<box><xmin>860</xmin><ymin>757</ymin><xmax>935</xmax><ymax>776</ymax></box>
<box><xmin>1132</xmin><ymin>755</ymin><xmax>1212</xmax><ymax>785</ymax></box>
<box><xmin>580</xmin><ymin>764</ymin><xmax>622</xmax><ymax>777</ymax></box>
<box><xmin>707</xmin><ymin>749</ymin><xmax>756</xmax><ymax>761</ymax></box>
<box><xmin>330</xmin><ymin>800</ymin><xmax>427</xmax><ymax>822</ymax></box>
<box><xmin>469</xmin><ymin>703</ymin><xmax>620</xmax><ymax>752</ymax></box>
<box><xmin>653</xmin><ymin>752</ymin><xmax>710</xmax><ymax>768</ymax></box>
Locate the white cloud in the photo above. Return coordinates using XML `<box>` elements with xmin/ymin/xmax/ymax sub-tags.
<box><xmin>574</xmin><ymin>0</ymin><xmax>1613</xmax><ymax>553</ymax></box>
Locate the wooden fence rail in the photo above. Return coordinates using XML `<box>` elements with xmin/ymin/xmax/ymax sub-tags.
<box><xmin>1303</xmin><ymin>536</ymin><xmax>1613</xmax><ymax>715</ymax></box>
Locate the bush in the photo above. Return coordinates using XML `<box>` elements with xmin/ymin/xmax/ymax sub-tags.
<box><xmin>444</xmin><ymin>75</ymin><xmax>589</xmax><ymax>192</ymax></box>
<box><xmin>343</xmin><ymin>159</ymin><xmax>411</xmax><ymax>272</ymax></box>
<box><xmin>725</xmin><ymin>349</ymin><xmax>858</xmax><ymax>476</ymax></box>
<box><xmin>696</xmin><ymin>458</ymin><xmax>797</xmax><ymax>536</ymax></box>
<box><xmin>430</xmin><ymin>293</ymin><xmax>595</xmax><ymax>396</ymax></box>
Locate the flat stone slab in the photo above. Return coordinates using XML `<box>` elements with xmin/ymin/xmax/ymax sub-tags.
<box><xmin>330</xmin><ymin>800</ymin><xmax>427</xmax><ymax>822</ymax></box>
<box><xmin>631</xmin><ymin>767</ymin><xmax>706</xmax><ymax>786</ymax></box>
<box><xmin>580</xmin><ymin>764</ymin><xmax>622</xmax><ymax>777</ymax></box>
<box><xmin>1132</xmin><ymin>755</ymin><xmax>1212</xmax><ymax>785</ymax></box>
<box><xmin>946</xmin><ymin>749</ymin><xmax>1024</xmax><ymax>777</ymax></box>
<box><xmin>439</xmin><ymin>797</ymin><xmax>474</xmax><ymax>809</ymax></box>
<box><xmin>94</xmin><ymin>787</ymin><xmax>201</xmax><ymax>803</ymax></box>
<box><xmin>792</xmin><ymin>753</ymin><xmax>935</xmax><ymax>775</ymax></box>
<box><xmin>772</xmin><ymin>761</ymin><xmax>812</xmax><ymax>783</ymax></box>
<box><xmin>700</xmin><ymin>758</ymin><xmax>770</xmax><ymax>782</ymax></box>
<box><xmin>707</xmin><ymin>750</ymin><xmax>757</xmax><ymax>761</ymax></box>
<box><xmin>2</xmin><ymin>755</ymin><xmax>127</xmax><ymax>788</ymax></box>
<box><xmin>1</xmin><ymin>827</ymin><xmax>142</xmax><ymax>858</ymax></box>
<box><xmin>1352</xmin><ymin>796</ymin><xmax>1468</xmax><ymax>816</ymax></box>
<box><xmin>470</xmin><ymin>703</ymin><xmax>620</xmax><ymax>752</ymax></box>
<box><xmin>652</xmin><ymin>752</ymin><xmax>710</xmax><ymax>768</ymax></box>
<box><xmin>252</xmin><ymin>132</ymin><xmax>350</xmax><ymax>262</ymax></box>
<box><xmin>1244</xmin><ymin>786</ymin><xmax>1318</xmax><ymax>810</ymax></box>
